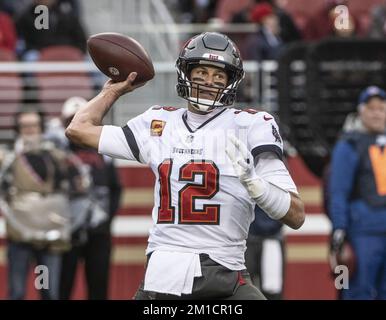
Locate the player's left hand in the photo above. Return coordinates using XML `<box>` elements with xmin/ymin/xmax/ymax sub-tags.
<box><xmin>225</xmin><ymin>134</ymin><xmax>255</xmax><ymax>182</ymax></box>
<box><xmin>226</xmin><ymin>135</ymin><xmax>267</xmax><ymax>199</ymax></box>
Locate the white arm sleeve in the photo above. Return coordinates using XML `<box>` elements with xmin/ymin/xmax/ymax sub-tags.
<box><xmin>255</xmin><ymin>152</ymin><xmax>298</xmax><ymax>194</ymax></box>
<box><xmin>98</xmin><ymin>125</ymin><xmax>138</xmax><ymax>161</ymax></box>
<box><xmin>247</xmin><ymin>153</ymin><xmax>297</xmax><ymax>220</ymax></box>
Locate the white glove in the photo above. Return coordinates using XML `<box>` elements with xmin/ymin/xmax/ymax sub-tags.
<box><xmin>225</xmin><ymin>134</ymin><xmax>266</xmax><ymax>199</ymax></box>
<box><xmin>225</xmin><ymin>134</ymin><xmax>291</xmax><ymax>221</ymax></box>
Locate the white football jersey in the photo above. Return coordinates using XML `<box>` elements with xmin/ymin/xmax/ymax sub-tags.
<box><xmin>99</xmin><ymin>106</ymin><xmax>297</xmax><ymax>270</ymax></box>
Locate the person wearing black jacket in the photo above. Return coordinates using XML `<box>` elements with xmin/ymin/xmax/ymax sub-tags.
<box><xmin>245</xmin><ymin>204</ymin><xmax>285</xmax><ymax>300</ymax></box>
<box><xmin>16</xmin><ymin>0</ymin><xmax>87</xmax><ymax>59</ymax></box>
<box><xmin>0</xmin><ymin>107</ymin><xmax>82</xmax><ymax>300</ymax></box>
<box><xmin>54</xmin><ymin>97</ymin><xmax>122</xmax><ymax>300</ymax></box>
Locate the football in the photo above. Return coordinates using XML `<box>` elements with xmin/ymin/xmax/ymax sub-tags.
<box><xmin>87</xmin><ymin>32</ymin><xmax>155</xmax><ymax>84</ymax></box>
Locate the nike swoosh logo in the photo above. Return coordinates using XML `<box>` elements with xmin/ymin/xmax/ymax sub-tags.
<box><xmin>263</xmin><ymin>115</ymin><xmax>273</xmax><ymax>121</ymax></box>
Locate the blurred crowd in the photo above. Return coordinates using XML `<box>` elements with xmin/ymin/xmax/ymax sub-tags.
<box><xmin>1</xmin><ymin>0</ymin><xmax>386</xmax><ymax>62</ymax></box>
<box><xmin>0</xmin><ymin>0</ymin><xmax>86</xmax><ymax>61</ymax></box>
<box><xmin>171</xmin><ymin>0</ymin><xmax>386</xmax><ymax>60</ymax></box>
<box><xmin>0</xmin><ymin>0</ymin><xmax>385</xmax><ymax>300</ymax></box>
<box><xmin>0</xmin><ymin>97</ymin><xmax>121</xmax><ymax>300</ymax></box>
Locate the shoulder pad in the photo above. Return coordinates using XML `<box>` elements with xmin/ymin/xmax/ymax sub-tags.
<box><xmin>151</xmin><ymin>106</ymin><xmax>181</xmax><ymax>112</ymax></box>
<box><xmin>233</xmin><ymin>109</ymin><xmax>276</xmax><ymax>128</ymax></box>
<box><xmin>233</xmin><ymin>108</ymin><xmax>260</xmax><ymax>127</ymax></box>
<box><xmin>141</xmin><ymin>105</ymin><xmax>184</xmax><ymax>123</ymax></box>
<box><xmin>233</xmin><ymin>108</ymin><xmax>259</xmax><ymax>115</ymax></box>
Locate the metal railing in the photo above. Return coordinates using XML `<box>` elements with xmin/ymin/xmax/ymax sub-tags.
<box><xmin>79</xmin><ymin>0</ymin><xmax>260</xmax><ymax>61</ymax></box>
<box><xmin>0</xmin><ymin>60</ymin><xmax>279</xmax><ymax>143</ymax></box>
<box><xmin>80</xmin><ymin>0</ymin><xmax>181</xmax><ymax>61</ymax></box>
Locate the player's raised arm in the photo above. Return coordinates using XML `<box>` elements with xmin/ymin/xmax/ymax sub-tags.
<box><xmin>66</xmin><ymin>72</ymin><xmax>144</xmax><ymax>149</ymax></box>
<box><xmin>67</xmin><ymin>32</ymin><xmax>154</xmax><ymax>149</ymax></box>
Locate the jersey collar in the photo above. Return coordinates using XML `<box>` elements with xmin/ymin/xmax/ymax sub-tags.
<box><xmin>182</xmin><ymin>108</ymin><xmax>227</xmax><ymax>133</ymax></box>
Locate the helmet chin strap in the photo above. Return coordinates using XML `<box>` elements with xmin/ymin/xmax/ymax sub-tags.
<box><xmin>190</xmin><ymin>97</ymin><xmax>223</xmax><ymax>113</ymax></box>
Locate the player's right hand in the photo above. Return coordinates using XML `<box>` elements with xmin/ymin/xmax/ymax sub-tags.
<box><xmin>102</xmin><ymin>72</ymin><xmax>146</xmax><ymax>98</ymax></box>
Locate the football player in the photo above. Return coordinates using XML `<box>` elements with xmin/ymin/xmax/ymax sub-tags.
<box><xmin>66</xmin><ymin>32</ymin><xmax>305</xmax><ymax>300</ymax></box>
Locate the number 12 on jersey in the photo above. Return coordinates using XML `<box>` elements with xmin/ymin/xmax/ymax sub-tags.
<box><xmin>157</xmin><ymin>159</ymin><xmax>220</xmax><ymax>225</ymax></box>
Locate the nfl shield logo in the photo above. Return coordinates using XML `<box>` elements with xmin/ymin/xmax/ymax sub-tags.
<box><xmin>186</xmin><ymin>134</ymin><xmax>194</xmax><ymax>143</ymax></box>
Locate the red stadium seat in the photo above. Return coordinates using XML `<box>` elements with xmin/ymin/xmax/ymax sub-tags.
<box><xmin>0</xmin><ymin>49</ymin><xmax>17</xmax><ymax>61</ymax></box>
<box><xmin>0</xmin><ymin>115</ymin><xmax>14</xmax><ymax>129</ymax></box>
<box><xmin>37</xmin><ymin>45</ymin><xmax>93</xmax><ymax>116</ymax></box>
<box><xmin>282</xmin><ymin>0</ymin><xmax>383</xmax><ymax>36</ymax></box>
<box><xmin>215</xmin><ymin>0</ymin><xmax>253</xmax><ymax>23</ymax></box>
<box><xmin>0</xmin><ymin>49</ymin><xmax>22</xmax><ymax>142</ymax></box>
<box><xmin>38</xmin><ymin>76</ymin><xmax>93</xmax><ymax>114</ymax></box>
<box><xmin>39</xmin><ymin>45</ymin><xmax>85</xmax><ymax>61</ymax></box>
<box><xmin>282</xmin><ymin>0</ymin><xmax>326</xmax><ymax>18</ymax></box>
<box><xmin>347</xmin><ymin>0</ymin><xmax>383</xmax><ymax>14</ymax></box>
<box><xmin>0</xmin><ymin>49</ymin><xmax>23</xmax><ymax>113</ymax></box>
<box><xmin>0</xmin><ymin>76</ymin><xmax>23</xmax><ymax>110</ymax></box>
<box><xmin>281</xmin><ymin>0</ymin><xmax>326</xmax><ymax>32</ymax></box>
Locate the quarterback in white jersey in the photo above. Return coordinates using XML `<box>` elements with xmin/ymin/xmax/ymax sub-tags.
<box><xmin>66</xmin><ymin>32</ymin><xmax>305</xmax><ymax>300</ymax></box>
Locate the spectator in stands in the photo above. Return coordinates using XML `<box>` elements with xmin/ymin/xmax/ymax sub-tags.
<box><xmin>16</xmin><ymin>0</ymin><xmax>87</xmax><ymax>61</ymax></box>
<box><xmin>0</xmin><ymin>0</ymin><xmax>79</xmax><ymax>18</ymax></box>
<box><xmin>177</xmin><ymin>0</ymin><xmax>217</xmax><ymax>23</ymax></box>
<box><xmin>0</xmin><ymin>0</ymin><xmax>32</xmax><ymax>17</ymax></box>
<box><xmin>58</xmin><ymin>0</ymin><xmax>82</xmax><ymax>18</ymax></box>
<box><xmin>0</xmin><ymin>10</ymin><xmax>17</xmax><ymax>52</ymax></box>
<box><xmin>270</xmin><ymin>0</ymin><xmax>302</xmax><ymax>43</ymax></box>
<box><xmin>328</xmin><ymin>86</ymin><xmax>386</xmax><ymax>299</ymax></box>
<box><xmin>368</xmin><ymin>1</ymin><xmax>386</xmax><ymax>39</ymax></box>
<box><xmin>231</xmin><ymin>0</ymin><xmax>302</xmax><ymax>44</ymax></box>
<box><xmin>0</xmin><ymin>107</ymin><xmax>83</xmax><ymax>300</ymax></box>
<box><xmin>244</xmin><ymin>2</ymin><xmax>284</xmax><ymax>61</ymax></box>
<box><xmin>245</xmin><ymin>206</ymin><xmax>284</xmax><ymax>299</ymax></box>
<box><xmin>55</xmin><ymin>97</ymin><xmax>122</xmax><ymax>300</ymax></box>
<box><xmin>323</xmin><ymin>111</ymin><xmax>360</xmax><ymax>299</ymax></box>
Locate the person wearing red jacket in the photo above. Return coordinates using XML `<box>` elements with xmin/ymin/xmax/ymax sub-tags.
<box><xmin>0</xmin><ymin>10</ymin><xmax>17</xmax><ymax>52</ymax></box>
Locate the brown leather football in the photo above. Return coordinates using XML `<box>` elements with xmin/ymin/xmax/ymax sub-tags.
<box><xmin>87</xmin><ymin>32</ymin><xmax>155</xmax><ymax>84</ymax></box>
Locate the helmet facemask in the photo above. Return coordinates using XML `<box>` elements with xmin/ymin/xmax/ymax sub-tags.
<box><xmin>175</xmin><ymin>32</ymin><xmax>245</xmax><ymax>113</ymax></box>
<box><xmin>176</xmin><ymin>60</ymin><xmax>242</xmax><ymax>113</ymax></box>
